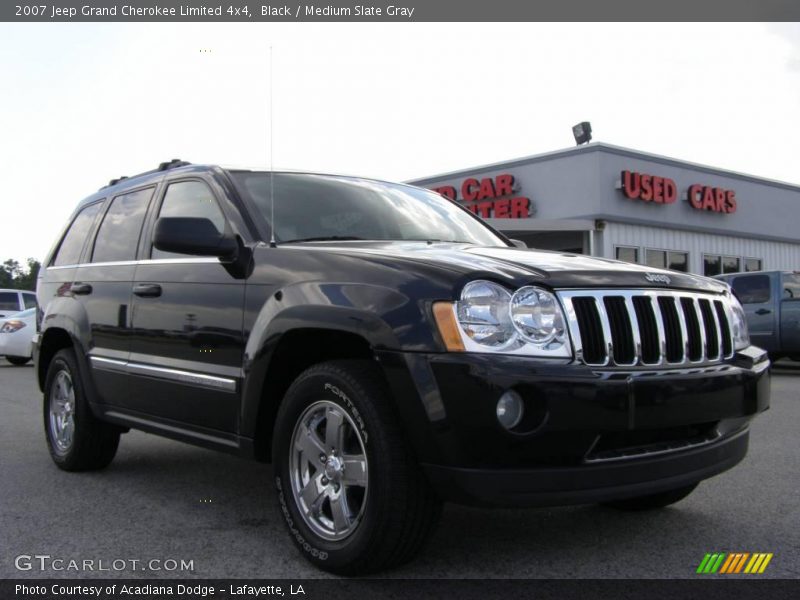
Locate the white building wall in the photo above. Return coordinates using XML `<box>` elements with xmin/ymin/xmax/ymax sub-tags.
<box><xmin>602</xmin><ymin>222</ymin><xmax>800</xmax><ymax>274</ymax></box>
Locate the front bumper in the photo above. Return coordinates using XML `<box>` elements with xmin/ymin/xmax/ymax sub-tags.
<box><xmin>380</xmin><ymin>346</ymin><xmax>770</xmax><ymax>507</ymax></box>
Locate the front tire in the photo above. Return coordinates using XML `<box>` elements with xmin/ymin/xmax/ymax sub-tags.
<box><xmin>602</xmin><ymin>483</ymin><xmax>698</xmax><ymax>511</ymax></box>
<box><xmin>272</xmin><ymin>360</ymin><xmax>442</xmax><ymax>575</ymax></box>
<box><xmin>43</xmin><ymin>348</ymin><xmax>120</xmax><ymax>471</ymax></box>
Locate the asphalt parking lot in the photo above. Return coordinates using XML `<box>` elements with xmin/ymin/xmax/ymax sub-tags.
<box><xmin>1</xmin><ymin>360</ymin><xmax>798</xmax><ymax>580</ymax></box>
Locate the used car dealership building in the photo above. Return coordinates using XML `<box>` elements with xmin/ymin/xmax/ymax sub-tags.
<box><xmin>409</xmin><ymin>143</ymin><xmax>800</xmax><ymax>276</ymax></box>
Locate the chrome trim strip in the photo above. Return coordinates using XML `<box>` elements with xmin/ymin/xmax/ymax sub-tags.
<box><xmin>560</xmin><ymin>296</ymin><xmax>585</xmax><ymax>364</ymax></box>
<box><xmin>693</xmin><ymin>297</ymin><xmax>708</xmax><ymax>363</ymax></box>
<box><xmin>89</xmin><ymin>356</ymin><xmax>128</xmax><ymax>374</ymax></box>
<box><xmin>672</xmin><ymin>296</ymin><xmax>689</xmax><ymax>363</ymax></box>
<box><xmin>89</xmin><ymin>356</ymin><xmax>236</xmax><ymax>393</ymax></box>
<box><xmin>127</xmin><ymin>363</ymin><xmax>237</xmax><ymax>392</ymax></box>
<box><xmin>595</xmin><ymin>298</ymin><xmax>615</xmax><ymax>365</ymax></box>
<box><xmin>584</xmin><ymin>430</ymin><xmax>722</xmax><ymax>464</ymax></box>
<box><xmin>47</xmin><ymin>258</ymin><xmax>219</xmax><ymax>270</ymax></box>
<box><xmin>649</xmin><ymin>295</ymin><xmax>667</xmax><ymax>366</ymax></box>
<box><xmin>622</xmin><ymin>296</ymin><xmax>642</xmax><ymax>364</ymax></box>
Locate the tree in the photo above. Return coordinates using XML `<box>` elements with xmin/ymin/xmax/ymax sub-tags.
<box><xmin>1</xmin><ymin>258</ymin><xmax>41</xmax><ymax>291</ymax></box>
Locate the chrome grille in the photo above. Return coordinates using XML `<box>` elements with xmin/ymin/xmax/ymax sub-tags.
<box><xmin>559</xmin><ymin>290</ymin><xmax>736</xmax><ymax>367</ymax></box>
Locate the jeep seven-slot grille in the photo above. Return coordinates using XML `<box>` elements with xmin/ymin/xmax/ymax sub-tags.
<box><xmin>559</xmin><ymin>290</ymin><xmax>736</xmax><ymax>367</ymax></box>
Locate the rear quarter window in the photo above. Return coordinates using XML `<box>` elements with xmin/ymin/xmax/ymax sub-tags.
<box><xmin>52</xmin><ymin>201</ymin><xmax>104</xmax><ymax>266</ymax></box>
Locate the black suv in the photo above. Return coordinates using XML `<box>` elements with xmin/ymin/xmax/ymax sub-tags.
<box><xmin>34</xmin><ymin>160</ymin><xmax>770</xmax><ymax>574</ymax></box>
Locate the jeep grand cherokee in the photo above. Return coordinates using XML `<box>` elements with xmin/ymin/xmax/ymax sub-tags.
<box><xmin>34</xmin><ymin>160</ymin><xmax>770</xmax><ymax>574</ymax></box>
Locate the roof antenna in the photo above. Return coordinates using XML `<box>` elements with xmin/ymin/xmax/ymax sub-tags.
<box><xmin>269</xmin><ymin>44</ymin><xmax>277</xmax><ymax>248</ymax></box>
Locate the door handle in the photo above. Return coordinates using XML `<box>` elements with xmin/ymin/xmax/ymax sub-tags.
<box><xmin>133</xmin><ymin>283</ymin><xmax>162</xmax><ymax>298</ymax></box>
<box><xmin>755</xmin><ymin>308</ymin><xmax>772</xmax><ymax>315</ymax></box>
<box><xmin>70</xmin><ymin>282</ymin><xmax>93</xmax><ymax>295</ymax></box>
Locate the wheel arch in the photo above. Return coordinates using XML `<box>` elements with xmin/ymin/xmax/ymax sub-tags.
<box><xmin>245</xmin><ymin>326</ymin><xmax>379</xmax><ymax>462</ymax></box>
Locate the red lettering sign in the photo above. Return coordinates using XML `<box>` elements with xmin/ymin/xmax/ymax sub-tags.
<box><xmin>621</xmin><ymin>170</ymin><xmax>677</xmax><ymax>204</ymax></box>
<box><xmin>430</xmin><ymin>173</ymin><xmax>532</xmax><ymax>218</ymax></box>
<box><xmin>688</xmin><ymin>184</ymin><xmax>736</xmax><ymax>214</ymax></box>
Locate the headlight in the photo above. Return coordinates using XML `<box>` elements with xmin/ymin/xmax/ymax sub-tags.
<box><xmin>456</xmin><ymin>280</ymin><xmax>515</xmax><ymax>347</ymax></box>
<box><xmin>510</xmin><ymin>286</ymin><xmax>565</xmax><ymax>345</ymax></box>
<box><xmin>434</xmin><ymin>280</ymin><xmax>571</xmax><ymax>357</ymax></box>
<box><xmin>0</xmin><ymin>320</ymin><xmax>26</xmax><ymax>333</ymax></box>
<box><xmin>729</xmin><ymin>296</ymin><xmax>750</xmax><ymax>351</ymax></box>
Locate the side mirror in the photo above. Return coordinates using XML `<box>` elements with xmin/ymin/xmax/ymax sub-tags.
<box><xmin>153</xmin><ymin>217</ymin><xmax>238</xmax><ymax>260</ymax></box>
<box><xmin>510</xmin><ymin>239</ymin><xmax>527</xmax><ymax>249</ymax></box>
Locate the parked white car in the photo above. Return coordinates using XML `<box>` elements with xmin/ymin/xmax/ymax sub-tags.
<box><xmin>0</xmin><ymin>288</ymin><xmax>37</xmax><ymax>319</ymax></box>
<box><xmin>0</xmin><ymin>307</ymin><xmax>36</xmax><ymax>365</ymax></box>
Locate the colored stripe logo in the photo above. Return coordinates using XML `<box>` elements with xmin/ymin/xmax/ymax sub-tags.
<box><xmin>697</xmin><ymin>553</ymin><xmax>773</xmax><ymax>574</ymax></box>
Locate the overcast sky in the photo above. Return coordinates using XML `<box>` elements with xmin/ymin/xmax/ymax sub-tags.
<box><xmin>0</xmin><ymin>22</ymin><xmax>798</xmax><ymax>265</ymax></box>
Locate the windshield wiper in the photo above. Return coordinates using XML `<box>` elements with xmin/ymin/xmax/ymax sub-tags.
<box><xmin>280</xmin><ymin>236</ymin><xmax>365</xmax><ymax>244</ymax></box>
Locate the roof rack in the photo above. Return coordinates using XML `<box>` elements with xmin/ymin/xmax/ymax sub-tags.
<box><xmin>100</xmin><ymin>159</ymin><xmax>192</xmax><ymax>190</ymax></box>
<box><xmin>158</xmin><ymin>158</ymin><xmax>191</xmax><ymax>171</ymax></box>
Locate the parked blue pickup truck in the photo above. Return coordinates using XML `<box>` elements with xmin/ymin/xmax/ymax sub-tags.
<box><xmin>716</xmin><ymin>271</ymin><xmax>800</xmax><ymax>361</ymax></box>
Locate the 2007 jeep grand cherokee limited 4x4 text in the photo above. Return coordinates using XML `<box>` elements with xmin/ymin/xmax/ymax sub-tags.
<box><xmin>34</xmin><ymin>160</ymin><xmax>770</xmax><ymax>574</ymax></box>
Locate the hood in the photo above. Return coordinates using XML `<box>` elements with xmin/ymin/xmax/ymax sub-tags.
<box><xmin>285</xmin><ymin>241</ymin><xmax>728</xmax><ymax>294</ymax></box>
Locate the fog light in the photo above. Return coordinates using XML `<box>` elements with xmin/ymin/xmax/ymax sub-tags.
<box><xmin>496</xmin><ymin>390</ymin><xmax>524</xmax><ymax>430</ymax></box>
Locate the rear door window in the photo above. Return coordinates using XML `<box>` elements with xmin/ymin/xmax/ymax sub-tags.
<box><xmin>92</xmin><ymin>187</ymin><xmax>155</xmax><ymax>263</ymax></box>
<box><xmin>732</xmin><ymin>274</ymin><xmax>771</xmax><ymax>304</ymax></box>
<box><xmin>52</xmin><ymin>202</ymin><xmax>104</xmax><ymax>266</ymax></box>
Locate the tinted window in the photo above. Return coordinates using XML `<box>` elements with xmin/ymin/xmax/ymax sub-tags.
<box><xmin>92</xmin><ymin>188</ymin><xmax>154</xmax><ymax>263</ymax></box>
<box><xmin>615</xmin><ymin>247</ymin><xmax>638</xmax><ymax>263</ymax></box>
<box><xmin>722</xmin><ymin>256</ymin><xmax>740</xmax><ymax>274</ymax></box>
<box><xmin>230</xmin><ymin>172</ymin><xmax>506</xmax><ymax>247</ymax></box>
<box><xmin>53</xmin><ymin>202</ymin><xmax>103</xmax><ymax>266</ymax></box>
<box><xmin>783</xmin><ymin>274</ymin><xmax>800</xmax><ymax>300</ymax></box>
<box><xmin>667</xmin><ymin>251</ymin><xmax>688</xmax><ymax>272</ymax></box>
<box><xmin>23</xmin><ymin>293</ymin><xmax>37</xmax><ymax>309</ymax></box>
<box><xmin>152</xmin><ymin>181</ymin><xmax>226</xmax><ymax>259</ymax></box>
<box><xmin>732</xmin><ymin>275</ymin><xmax>770</xmax><ymax>304</ymax></box>
<box><xmin>0</xmin><ymin>292</ymin><xmax>18</xmax><ymax>311</ymax></box>
<box><xmin>704</xmin><ymin>254</ymin><xmax>722</xmax><ymax>277</ymax></box>
<box><xmin>645</xmin><ymin>249</ymin><xmax>666</xmax><ymax>269</ymax></box>
<box><xmin>745</xmin><ymin>258</ymin><xmax>762</xmax><ymax>272</ymax></box>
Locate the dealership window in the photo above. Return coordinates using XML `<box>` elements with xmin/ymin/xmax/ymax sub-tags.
<box><xmin>645</xmin><ymin>249</ymin><xmax>666</xmax><ymax>269</ymax></box>
<box><xmin>732</xmin><ymin>274</ymin><xmax>770</xmax><ymax>304</ymax></box>
<box><xmin>744</xmin><ymin>258</ymin><xmax>763</xmax><ymax>272</ymax></box>
<box><xmin>667</xmin><ymin>251</ymin><xmax>688</xmax><ymax>272</ymax></box>
<box><xmin>645</xmin><ymin>249</ymin><xmax>688</xmax><ymax>272</ymax></box>
<box><xmin>703</xmin><ymin>254</ymin><xmax>745</xmax><ymax>276</ymax></box>
<box><xmin>722</xmin><ymin>256</ymin><xmax>741</xmax><ymax>274</ymax></box>
<box><xmin>615</xmin><ymin>246</ymin><xmax>639</xmax><ymax>264</ymax></box>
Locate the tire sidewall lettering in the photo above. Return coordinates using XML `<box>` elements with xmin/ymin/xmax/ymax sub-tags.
<box><xmin>323</xmin><ymin>382</ymin><xmax>369</xmax><ymax>445</ymax></box>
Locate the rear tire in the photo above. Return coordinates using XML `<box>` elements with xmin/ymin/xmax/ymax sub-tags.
<box><xmin>602</xmin><ymin>483</ymin><xmax>698</xmax><ymax>511</ymax></box>
<box><xmin>43</xmin><ymin>348</ymin><xmax>120</xmax><ymax>471</ymax></box>
<box><xmin>6</xmin><ymin>356</ymin><xmax>31</xmax><ymax>365</ymax></box>
<box><xmin>272</xmin><ymin>359</ymin><xmax>442</xmax><ymax>575</ymax></box>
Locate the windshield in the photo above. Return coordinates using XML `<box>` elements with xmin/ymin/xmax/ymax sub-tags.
<box><xmin>229</xmin><ymin>172</ymin><xmax>507</xmax><ymax>247</ymax></box>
